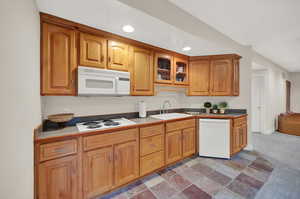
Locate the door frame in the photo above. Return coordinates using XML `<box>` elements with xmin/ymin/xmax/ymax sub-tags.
<box><xmin>251</xmin><ymin>71</ymin><xmax>268</xmax><ymax>134</ymax></box>
<box><xmin>286</xmin><ymin>80</ymin><xmax>291</xmax><ymax>112</ymax></box>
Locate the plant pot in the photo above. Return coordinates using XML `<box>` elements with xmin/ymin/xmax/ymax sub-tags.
<box><xmin>220</xmin><ymin>109</ymin><xmax>226</xmax><ymax>114</ymax></box>
<box><xmin>212</xmin><ymin>109</ymin><xmax>218</xmax><ymax>114</ymax></box>
<box><xmin>205</xmin><ymin>108</ymin><xmax>210</xmax><ymax>114</ymax></box>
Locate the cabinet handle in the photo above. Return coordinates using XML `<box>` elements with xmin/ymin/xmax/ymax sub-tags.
<box><xmin>54</xmin><ymin>147</ymin><xmax>66</xmax><ymax>153</ymax></box>
<box><xmin>101</xmin><ymin>55</ymin><xmax>104</xmax><ymax>62</ymax></box>
<box><xmin>108</xmin><ymin>57</ymin><xmax>111</xmax><ymax>62</ymax></box>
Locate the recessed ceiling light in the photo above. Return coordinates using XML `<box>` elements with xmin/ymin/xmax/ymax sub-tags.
<box><xmin>122</xmin><ymin>25</ymin><xmax>135</xmax><ymax>33</ymax></box>
<box><xmin>182</xmin><ymin>46</ymin><xmax>191</xmax><ymax>51</ymax></box>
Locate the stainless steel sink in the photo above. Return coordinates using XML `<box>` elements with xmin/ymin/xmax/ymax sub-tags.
<box><xmin>150</xmin><ymin>113</ymin><xmax>191</xmax><ymax>120</ymax></box>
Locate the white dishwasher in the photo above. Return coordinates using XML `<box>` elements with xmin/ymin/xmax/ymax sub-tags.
<box><xmin>199</xmin><ymin>119</ymin><xmax>231</xmax><ymax>159</ymax></box>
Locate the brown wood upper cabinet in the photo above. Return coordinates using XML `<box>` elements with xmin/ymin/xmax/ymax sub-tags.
<box><xmin>174</xmin><ymin>57</ymin><xmax>189</xmax><ymax>85</ymax></box>
<box><xmin>154</xmin><ymin>53</ymin><xmax>189</xmax><ymax>86</ymax></box>
<box><xmin>129</xmin><ymin>46</ymin><xmax>154</xmax><ymax>96</ymax></box>
<box><xmin>41</xmin><ymin>23</ymin><xmax>77</xmax><ymax>95</ymax></box>
<box><xmin>154</xmin><ymin>53</ymin><xmax>174</xmax><ymax>84</ymax></box>
<box><xmin>188</xmin><ymin>59</ymin><xmax>210</xmax><ymax>96</ymax></box>
<box><xmin>232</xmin><ymin>58</ymin><xmax>240</xmax><ymax>96</ymax></box>
<box><xmin>210</xmin><ymin>59</ymin><xmax>233</xmax><ymax>96</ymax></box>
<box><xmin>80</xmin><ymin>33</ymin><xmax>107</xmax><ymax>68</ymax></box>
<box><xmin>188</xmin><ymin>54</ymin><xmax>241</xmax><ymax>96</ymax></box>
<box><xmin>107</xmin><ymin>40</ymin><xmax>129</xmax><ymax>71</ymax></box>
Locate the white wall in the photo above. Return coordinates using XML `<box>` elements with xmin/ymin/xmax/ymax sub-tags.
<box><xmin>252</xmin><ymin>54</ymin><xmax>289</xmax><ymax>134</ymax></box>
<box><xmin>291</xmin><ymin>72</ymin><xmax>300</xmax><ymax>112</ymax></box>
<box><xmin>42</xmin><ymin>88</ymin><xmax>187</xmax><ymax>117</ymax></box>
<box><xmin>0</xmin><ymin>0</ymin><xmax>41</xmax><ymax>198</ymax></box>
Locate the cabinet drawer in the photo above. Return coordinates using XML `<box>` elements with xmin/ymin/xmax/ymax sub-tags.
<box><xmin>140</xmin><ymin>135</ymin><xmax>164</xmax><ymax>156</ymax></box>
<box><xmin>39</xmin><ymin>139</ymin><xmax>77</xmax><ymax>162</ymax></box>
<box><xmin>234</xmin><ymin>117</ymin><xmax>247</xmax><ymax>126</ymax></box>
<box><xmin>140</xmin><ymin>151</ymin><xmax>164</xmax><ymax>176</ymax></box>
<box><xmin>166</xmin><ymin>119</ymin><xmax>195</xmax><ymax>132</ymax></box>
<box><xmin>83</xmin><ymin>128</ymin><xmax>138</xmax><ymax>151</ymax></box>
<box><xmin>140</xmin><ymin>124</ymin><xmax>164</xmax><ymax>138</ymax></box>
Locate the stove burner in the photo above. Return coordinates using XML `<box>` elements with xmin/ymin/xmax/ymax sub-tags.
<box><xmin>87</xmin><ymin>124</ymin><xmax>102</xmax><ymax>129</ymax></box>
<box><xmin>82</xmin><ymin>121</ymin><xmax>101</xmax><ymax>126</ymax></box>
<box><xmin>104</xmin><ymin>121</ymin><xmax>120</xmax><ymax>126</ymax></box>
<box><xmin>102</xmin><ymin>119</ymin><xmax>113</xmax><ymax>123</ymax></box>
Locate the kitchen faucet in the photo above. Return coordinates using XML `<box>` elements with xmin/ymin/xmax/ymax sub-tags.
<box><xmin>160</xmin><ymin>100</ymin><xmax>172</xmax><ymax>114</ymax></box>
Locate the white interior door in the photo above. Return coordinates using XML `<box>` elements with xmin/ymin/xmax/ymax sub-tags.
<box><xmin>252</xmin><ymin>75</ymin><xmax>264</xmax><ymax>132</ymax></box>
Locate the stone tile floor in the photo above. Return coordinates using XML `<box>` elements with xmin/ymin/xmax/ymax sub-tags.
<box><xmin>99</xmin><ymin>150</ymin><xmax>285</xmax><ymax>199</ymax></box>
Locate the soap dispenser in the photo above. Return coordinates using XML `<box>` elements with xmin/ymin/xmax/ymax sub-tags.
<box><xmin>138</xmin><ymin>101</ymin><xmax>147</xmax><ymax>118</ymax></box>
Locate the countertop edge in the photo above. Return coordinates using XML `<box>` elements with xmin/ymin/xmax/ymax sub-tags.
<box><xmin>35</xmin><ymin>114</ymin><xmax>248</xmax><ymax>143</ymax></box>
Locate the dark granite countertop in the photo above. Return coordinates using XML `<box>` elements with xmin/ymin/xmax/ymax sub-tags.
<box><xmin>36</xmin><ymin>109</ymin><xmax>247</xmax><ymax>142</ymax></box>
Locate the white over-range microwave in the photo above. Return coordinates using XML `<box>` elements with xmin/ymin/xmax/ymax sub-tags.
<box><xmin>78</xmin><ymin>66</ymin><xmax>130</xmax><ymax>96</ymax></box>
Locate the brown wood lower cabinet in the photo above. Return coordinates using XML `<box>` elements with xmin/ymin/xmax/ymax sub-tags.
<box><xmin>166</xmin><ymin>119</ymin><xmax>196</xmax><ymax>164</ymax></box>
<box><xmin>36</xmin><ymin>119</ymin><xmax>197</xmax><ymax>199</ymax></box>
<box><xmin>83</xmin><ymin>146</ymin><xmax>113</xmax><ymax>199</ymax></box>
<box><xmin>140</xmin><ymin>151</ymin><xmax>164</xmax><ymax>176</ymax></box>
<box><xmin>231</xmin><ymin>116</ymin><xmax>248</xmax><ymax>155</ymax></box>
<box><xmin>182</xmin><ymin>128</ymin><xmax>196</xmax><ymax>157</ymax></box>
<box><xmin>166</xmin><ymin>130</ymin><xmax>183</xmax><ymax>164</ymax></box>
<box><xmin>114</xmin><ymin>140</ymin><xmax>139</xmax><ymax>186</ymax></box>
<box><xmin>82</xmin><ymin>129</ymin><xmax>139</xmax><ymax>198</ymax></box>
<box><xmin>38</xmin><ymin>155</ymin><xmax>79</xmax><ymax>199</ymax></box>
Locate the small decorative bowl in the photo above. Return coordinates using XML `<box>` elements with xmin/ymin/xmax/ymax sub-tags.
<box><xmin>48</xmin><ymin>113</ymin><xmax>74</xmax><ymax>123</ymax></box>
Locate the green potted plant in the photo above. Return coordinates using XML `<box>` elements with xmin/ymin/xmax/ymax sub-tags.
<box><xmin>212</xmin><ymin>104</ymin><xmax>218</xmax><ymax>114</ymax></box>
<box><xmin>218</xmin><ymin>102</ymin><xmax>228</xmax><ymax>114</ymax></box>
<box><xmin>203</xmin><ymin>102</ymin><xmax>212</xmax><ymax>113</ymax></box>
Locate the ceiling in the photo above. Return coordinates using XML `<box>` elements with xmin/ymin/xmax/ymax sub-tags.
<box><xmin>36</xmin><ymin>0</ymin><xmax>299</xmax><ymax>72</ymax></box>
<box><xmin>169</xmin><ymin>0</ymin><xmax>300</xmax><ymax>72</ymax></box>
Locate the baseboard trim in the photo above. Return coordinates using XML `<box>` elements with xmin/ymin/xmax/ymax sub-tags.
<box><xmin>261</xmin><ymin>129</ymin><xmax>274</xmax><ymax>135</ymax></box>
<box><xmin>244</xmin><ymin>144</ymin><xmax>254</xmax><ymax>151</ymax></box>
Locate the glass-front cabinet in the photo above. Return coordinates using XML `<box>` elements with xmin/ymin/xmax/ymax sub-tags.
<box><xmin>154</xmin><ymin>53</ymin><xmax>189</xmax><ymax>86</ymax></box>
<box><xmin>174</xmin><ymin>57</ymin><xmax>188</xmax><ymax>85</ymax></box>
<box><xmin>154</xmin><ymin>53</ymin><xmax>174</xmax><ymax>84</ymax></box>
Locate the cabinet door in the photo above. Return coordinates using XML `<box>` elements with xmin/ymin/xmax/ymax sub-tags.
<box><xmin>38</xmin><ymin>156</ymin><xmax>78</xmax><ymax>199</ymax></box>
<box><xmin>129</xmin><ymin>46</ymin><xmax>154</xmax><ymax>96</ymax></box>
<box><xmin>83</xmin><ymin>146</ymin><xmax>113</xmax><ymax>198</ymax></box>
<box><xmin>80</xmin><ymin>33</ymin><xmax>107</xmax><ymax>68</ymax></box>
<box><xmin>242</xmin><ymin>124</ymin><xmax>247</xmax><ymax>148</ymax></box>
<box><xmin>210</xmin><ymin>59</ymin><xmax>233</xmax><ymax>96</ymax></box>
<box><xmin>232</xmin><ymin>126</ymin><xmax>240</xmax><ymax>154</ymax></box>
<box><xmin>182</xmin><ymin>128</ymin><xmax>196</xmax><ymax>157</ymax></box>
<box><xmin>166</xmin><ymin>131</ymin><xmax>182</xmax><ymax>164</ymax></box>
<box><xmin>114</xmin><ymin>140</ymin><xmax>139</xmax><ymax>186</ymax></box>
<box><xmin>232</xmin><ymin>59</ymin><xmax>240</xmax><ymax>96</ymax></box>
<box><xmin>188</xmin><ymin>60</ymin><xmax>210</xmax><ymax>96</ymax></box>
<box><xmin>41</xmin><ymin>23</ymin><xmax>77</xmax><ymax>95</ymax></box>
<box><xmin>107</xmin><ymin>41</ymin><xmax>129</xmax><ymax>71</ymax></box>
<box><xmin>174</xmin><ymin>57</ymin><xmax>189</xmax><ymax>85</ymax></box>
<box><xmin>154</xmin><ymin>53</ymin><xmax>174</xmax><ymax>84</ymax></box>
